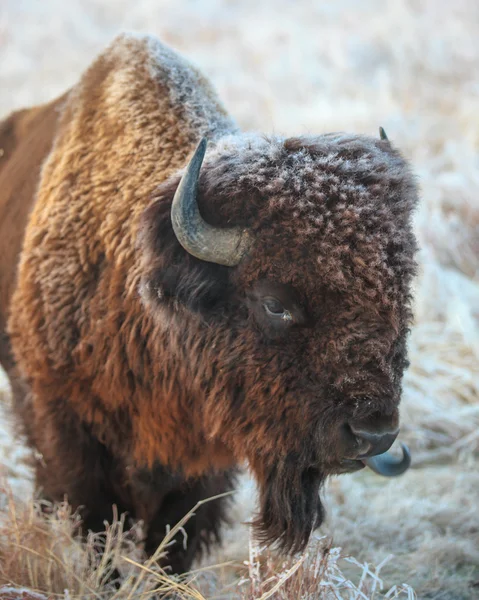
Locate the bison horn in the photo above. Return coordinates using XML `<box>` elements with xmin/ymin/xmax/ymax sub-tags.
<box><xmin>171</xmin><ymin>137</ymin><xmax>251</xmax><ymax>267</ymax></box>
<box><xmin>379</xmin><ymin>126</ymin><xmax>389</xmax><ymax>141</ymax></box>
<box><xmin>363</xmin><ymin>442</ymin><xmax>411</xmax><ymax>477</ymax></box>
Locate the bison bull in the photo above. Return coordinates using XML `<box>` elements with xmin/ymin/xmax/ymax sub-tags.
<box><xmin>0</xmin><ymin>34</ymin><xmax>417</xmax><ymax>572</ymax></box>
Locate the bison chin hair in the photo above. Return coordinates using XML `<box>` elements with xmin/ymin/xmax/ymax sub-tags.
<box><xmin>251</xmin><ymin>458</ymin><xmax>325</xmax><ymax>555</ymax></box>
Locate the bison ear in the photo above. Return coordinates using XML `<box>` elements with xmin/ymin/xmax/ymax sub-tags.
<box><xmin>137</xmin><ymin>179</ymin><xmax>233</xmax><ymax>316</ymax></box>
<box><xmin>148</xmin><ymin>260</ymin><xmax>232</xmax><ymax>314</ymax></box>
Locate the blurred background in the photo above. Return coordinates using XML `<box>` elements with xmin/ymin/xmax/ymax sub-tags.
<box><xmin>0</xmin><ymin>1</ymin><xmax>478</xmax><ymax>598</ymax></box>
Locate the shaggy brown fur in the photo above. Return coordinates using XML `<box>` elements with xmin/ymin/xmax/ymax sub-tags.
<box><xmin>0</xmin><ymin>97</ymin><xmax>65</xmax><ymax>366</ymax></box>
<box><xmin>1</xmin><ymin>34</ymin><xmax>418</xmax><ymax>571</ymax></box>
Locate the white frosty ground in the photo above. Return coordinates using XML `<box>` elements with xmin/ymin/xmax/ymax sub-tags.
<box><xmin>0</xmin><ymin>0</ymin><xmax>478</xmax><ymax>598</ymax></box>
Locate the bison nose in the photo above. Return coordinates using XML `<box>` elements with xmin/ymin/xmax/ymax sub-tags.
<box><xmin>349</xmin><ymin>424</ymin><xmax>399</xmax><ymax>459</ymax></box>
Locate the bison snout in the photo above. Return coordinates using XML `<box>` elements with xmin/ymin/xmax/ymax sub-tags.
<box><xmin>340</xmin><ymin>412</ymin><xmax>399</xmax><ymax>460</ymax></box>
<box><xmin>349</xmin><ymin>424</ymin><xmax>399</xmax><ymax>458</ymax></box>
<box><xmin>338</xmin><ymin>414</ymin><xmax>411</xmax><ymax>478</ymax></box>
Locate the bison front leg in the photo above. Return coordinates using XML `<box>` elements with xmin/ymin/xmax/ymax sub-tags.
<box><xmin>12</xmin><ymin>381</ymin><xmax>236</xmax><ymax>574</ymax></box>
<box><xmin>18</xmin><ymin>396</ymin><xmax>131</xmax><ymax>535</ymax></box>
<box><xmin>141</xmin><ymin>471</ymin><xmax>236</xmax><ymax>573</ymax></box>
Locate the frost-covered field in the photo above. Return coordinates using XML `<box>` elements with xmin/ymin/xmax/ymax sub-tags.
<box><xmin>0</xmin><ymin>1</ymin><xmax>478</xmax><ymax>598</ymax></box>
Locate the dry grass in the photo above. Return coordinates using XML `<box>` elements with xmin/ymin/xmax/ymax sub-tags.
<box><xmin>0</xmin><ymin>480</ymin><xmax>420</xmax><ymax>600</ymax></box>
<box><xmin>0</xmin><ymin>482</ymin><xmax>156</xmax><ymax>598</ymax></box>
<box><xmin>0</xmin><ymin>478</ymin><xmax>224</xmax><ymax>599</ymax></box>
<box><xmin>236</xmin><ymin>538</ymin><xmax>417</xmax><ymax>600</ymax></box>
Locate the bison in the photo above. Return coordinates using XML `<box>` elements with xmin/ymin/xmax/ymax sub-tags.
<box><xmin>0</xmin><ymin>34</ymin><xmax>417</xmax><ymax>573</ymax></box>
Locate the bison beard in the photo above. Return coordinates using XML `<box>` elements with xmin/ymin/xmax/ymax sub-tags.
<box><xmin>253</xmin><ymin>460</ymin><xmax>324</xmax><ymax>554</ymax></box>
<box><xmin>1</xmin><ymin>34</ymin><xmax>418</xmax><ymax>574</ymax></box>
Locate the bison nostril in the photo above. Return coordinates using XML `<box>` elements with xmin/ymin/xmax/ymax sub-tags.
<box><xmin>340</xmin><ymin>424</ymin><xmax>372</xmax><ymax>459</ymax></box>
<box><xmin>349</xmin><ymin>425</ymin><xmax>399</xmax><ymax>458</ymax></box>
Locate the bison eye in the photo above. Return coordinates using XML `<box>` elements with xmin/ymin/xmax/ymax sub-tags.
<box><xmin>263</xmin><ymin>297</ymin><xmax>293</xmax><ymax>322</ymax></box>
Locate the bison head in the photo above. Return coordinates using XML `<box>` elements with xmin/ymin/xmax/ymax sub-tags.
<box><xmin>138</xmin><ymin>131</ymin><xmax>418</xmax><ymax>554</ymax></box>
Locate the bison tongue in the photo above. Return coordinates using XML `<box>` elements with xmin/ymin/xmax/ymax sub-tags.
<box><xmin>362</xmin><ymin>443</ymin><xmax>411</xmax><ymax>477</ymax></box>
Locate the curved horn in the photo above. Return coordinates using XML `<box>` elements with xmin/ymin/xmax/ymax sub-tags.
<box><xmin>171</xmin><ymin>138</ymin><xmax>251</xmax><ymax>267</ymax></box>
<box><xmin>363</xmin><ymin>443</ymin><xmax>411</xmax><ymax>477</ymax></box>
<box><xmin>379</xmin><ymin>126</ymin><xmax>389</xmax><ymax>141</ymax></box>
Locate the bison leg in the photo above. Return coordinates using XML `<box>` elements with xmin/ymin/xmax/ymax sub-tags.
<box><xmin>143</xmin><ymin>471</ymin><xmax>236</xmax><ymax>574</ymax></box>
<box><xmin>6</xmin><ymin>370</ymin><xmax>235</xmax><ymax>574</ymax></box>
<box><xmin>38</xmin><ymin>419</ymin><xmax>129</xmax><ymax>532</ymax></box>
<box><xmin>11</xmin><ymin>393</ymin><xmax>131</xmax><ymax>534</ymax></box>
